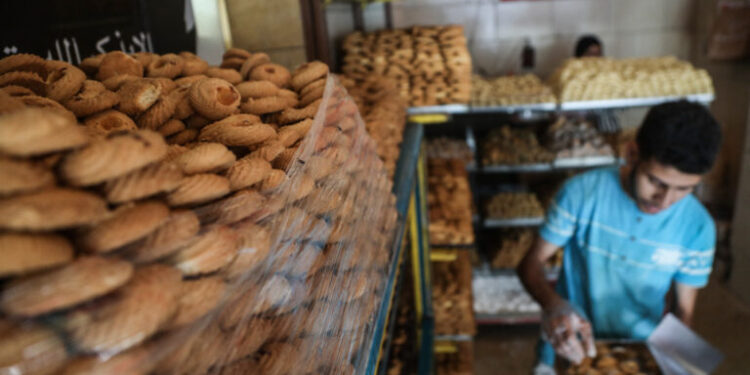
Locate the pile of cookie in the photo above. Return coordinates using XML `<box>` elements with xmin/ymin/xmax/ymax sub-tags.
<box><xmin>490</xmin><ymin>228</ymin><xmax>534</xmax><ymax>269</ymax></box>
<box><xmin>550</xmin><ymin>56</ymin><xmax>714</xmax><ymax>102</ymax></box>
<box><xmin>433</xmin><ymin>252</ymin><xmax>476</xmax><ymax>336</ymax></box>
<box><xmin>341</xmin><ymin>74</ymin><xmax>407</xmax><ymax>178</ymax></box>
<box><xmin>435</xmin><ymin>341</ymin><xmax>474</xmax><ymax>375</ymax></box>
<box><xmin>546</xmin><ymin>116</ymin><xmax>614</xmax><ymax>159</ymax></box>
<box><xmin>471</xmin><ymin>74</ymin><xmax>556</xmax><ymax>107</ymax></box>
<box><xmin>341</xmin><ymin>25</ymin><xmax>472</xmax><ymax>107</ymax></box>
<box><xmin>564</xmin><ymin>343</ymin><xmax>661</xmax><ymax>375</ymax></box>
<box><xmin>485</xmin><ymin>192</ymin><xmax>544</xmax><ymax>219</ymax></box>
<box><xmin>426</xmin><ymin>138</ymin><xmax>475</xmax><ymax>246</ymax></box>
<box><xmin>0</xmin><ymin>49</ymin><xmax>397</xmax><ymax>374</ymax></box>
<box><xmin>481</xmin><ymin>126</ymin><xmax>554</xmax><ymax>166</ymax></box>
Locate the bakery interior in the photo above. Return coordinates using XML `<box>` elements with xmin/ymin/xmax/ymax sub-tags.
<box><xmin>0</xmin><ymin>0</ymin><xmax>749</xmax><ymax>374</ymax></box>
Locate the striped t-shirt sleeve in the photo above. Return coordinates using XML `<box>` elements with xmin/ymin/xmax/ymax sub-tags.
<box><xmin>539</xmin><ymin>177</ymin><xmax>582</xmax><ymax>247</ymax></box>
<box><xmin>674</xmin><ymin>221</ymin><xmax>716</xmax><ymax>287</ymax></box>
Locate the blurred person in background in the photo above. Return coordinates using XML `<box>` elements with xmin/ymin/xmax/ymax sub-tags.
<box><xmin>574</xmin><ymin>35</ymin><xmax>603</xmax><ymax>57</ymax></box>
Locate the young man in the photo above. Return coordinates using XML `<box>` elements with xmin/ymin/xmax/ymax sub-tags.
<box><xmin>517</xmin><ymin>101</ymin><xmax>722</xmax><ymax>371</ymax></box>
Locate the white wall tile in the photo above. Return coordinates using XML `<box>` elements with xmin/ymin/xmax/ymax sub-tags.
<box><xmin>470</xmin><ymin>38</ymin><xmax>523</xmax><ymax>77</ymax></box>
<box><xmin>496</xmin><ymin>1</ymin><xmax>555</xmax><ymax>38</ymax></box>
<box><xmin>553</xmin><ymin>0</ymin><xmax>614</xmax><ymax>35</ymax></box>
<box><xmin>663</xmin><ymin>0</ymin><xmax>697</xmax><ymax>30</ymax></box>
<box><xmin>615</xmin><ymin>30</ymin><xmax>675</xmax><ymax>58</ymax></box>
<box><xmin>392</xmin><ymin>2</ymin><xmax>498</xmax><ymax>43</ymax></box>
<box><xmin>612</xmin><ymin>0</ymin><xmax>665</xmax><ymax>32</ymax></box>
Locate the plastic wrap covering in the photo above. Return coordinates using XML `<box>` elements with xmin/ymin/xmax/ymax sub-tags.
<box><xmin>340</xmin><ymin>75</ymin><xmax>407</xmax><ymax>179</ymax></box>
<box><xmin>0</xmin><ymin>51</ymin><xmax>399</xmax><ymax>375</ymax></box>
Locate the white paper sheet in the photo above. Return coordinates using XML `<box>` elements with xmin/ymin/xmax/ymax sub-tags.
<box><xmin>647</xmin><ymin>313</ymin><xmax>724</xmax><ymax>375</ymax></box>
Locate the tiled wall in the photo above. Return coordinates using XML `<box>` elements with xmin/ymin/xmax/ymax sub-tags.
<box><xmin>387</xmin><ymin>0</ymin><xmax>698</xmax><ymax>78</ymax></box>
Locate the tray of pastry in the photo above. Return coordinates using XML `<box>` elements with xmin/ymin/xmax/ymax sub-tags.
<box><xmin>559</xmin><ymin>340</ymin><xmax>662</xmax><ymax>375</ymax></box>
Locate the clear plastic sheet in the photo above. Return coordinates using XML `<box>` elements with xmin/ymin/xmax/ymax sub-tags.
<box><xmin>0</xmin><ymin>58</ymin><xmax>399</xmax><ymax>374</ymax></box>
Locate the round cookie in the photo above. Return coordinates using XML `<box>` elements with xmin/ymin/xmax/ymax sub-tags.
<box><xmin>123</xmin><ymin>209</ymin><xmax>200</xmax><ymax>263</ymax></box>
<box><xmin>0</xmin><ymin>156</ymin><xmax>55</xmax><ymax>196</ymax></box>
<box><xmin>0</xmin><ymin>256</ymin><xmax>134</xmax><ymax>317</ymax></box>
<box><xmin>189</xmin><ymin>78</ymin><xmax>241</xmax><ymax>120</ymax></box>
<box><xmin>83</xmin><ymin>109</ymin><xmax>138</xmax><ymax>137</ymax></box>
<box><xmin>291</xmin><ymin>61</ymin><xmax>328</xmax><ymax>90</ymax></box>
<box><xmin>158</xmin><ymin>118</ymin><xmax>186</xmax><ymax>137</ymax></box>
<box><xmin>77</xmin><ymin>201</ymin><xmax>170</xmax><ymax>253</ymax></box>
<box><xmin>104</xmin><ymin>161</ymin><xmax>183</xmax><ymax>203</ymax></box>
<box><xmin>60</xmin><ymin>129</ymin><xmax>167</xmax><ymax>186</ymax></box>
<box><xmin>0</xmin><ymin>108</ymin><xmax>88</xmax><ymax>157</ymax></box>
<box><xmin>116</xmin><ymin>79</ymin><xmax>162</xmax><ymax>115</ymax></box>
<box><xmin>240</xmin><ymin>95</ymin><xmax>289</xmax><ymax>115</ymax></box>
<box><xmin>131</xmin><ymin>52</ymin><xmax>157</xmax><ymax>69</ymax></box>
<box><xmin>236</xmin><ymin>80</ymin><xmax>279</xmax><ymax>99</ymax></box>
<box><xmin>198</xmin><ymin>189</ymin><xmax>266</xmax><ymax>225</ymax></box>
<box><xmin>249</xmin><ymin>63</ymin><xmax>291</xmax><ymax>88</ymax></box>
<box><xmin>0</xmin><ymin>320</ymin><xmax>69</xmax><ymax>375</ymax></box>
<box><xmin>239</xmin><ymin>53</ymin><xmax>271</xmax><ymax>79</ymax></box>
<box><xmin>64</xmin><ymin>264</ymin><xmax>181</xmax><ymax>354</ymax></box>
<box><xmin>0</xmin><ymin>53</ymin><xmax>48</xmax><ymax>77</ymax></box>
<box><xmin>0</xmin><ymin>71</ymin><xmax>47</xmax><ymax>96</ymax></box>
<box><xmin>198</xmin><ymin>118</ymin><xmax>275</xmax><ymax>147</ymax></box>
<box><xmin>223</xmin><ymin>47</ymin><xmax>252</xmax><ymax>60</ymax></box>
<box><xmin>0</xmin><ymin>188</ymin><xmax>108</xmax><ymax>231</ymax></box>
<box><xmin>96</xmin><ymin>51</ymin><xmax>143</xmax><ymax>81</ymax></box>
<box><xmin>205</xmin><ymin>67</ymin><xmax>242</xmax><ymax>85</ymax></box>
<box><xmin>226</xmin><ymin>157</ymin><xmax>272</xmax><ymax>190</ymax></box>
<box><xmin>101</xmin><ymin>74</ymin><xmax>139</xmax><ymax>91</ymax></box>
<box><xmin>147</xmin><ymin>53</ymin><xmax>184</xmax><ymax>79</ymax></box>
<box><xmin>45</xmin><ymin>60</ymin><xmax>86</xmax><ymax>101</ymax></box>
<box><xmin>166</xmin><ymin>275</ymin><xmax>226</xmax><ymax>329</ymax></box>
<box><xmin>167</xmin><ymin>225</ymin><xmax>239</xmax><ymax>276</ymax></box>
<box><xmin>179</xmin><ymin>52</ymin><xmax>209</xmax><ymax>76</ymax></box>
<box><xmin>136</xmin><ymin>86</ymin><xmax>185</xmax><ymax>130</ymax></box>
<box><xmin>166</xmin><ymin>173</ymin><xmax>231</xmax><ymax>206</ymax></box>
<box><xmin>63</xmin><ymin>80</ymin><xmax>120</xmax><ymax>117</ymax></box>
<box><xmin>174</xmin><ymin>142</ymin><xmax>236</xmax><ymax>174</ymax></box>
<box><xmin>0</xmin><ymin>233</ymin><xmax>74</xmax><ymax>277</ymax></box>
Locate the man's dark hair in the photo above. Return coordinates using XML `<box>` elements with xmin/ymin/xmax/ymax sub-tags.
<box><xmin>637</xmin><ymin>100</ymin><xmax>722</xmax><ymax>174</ymax></box>
<box><xmin>574</xmin><ymin>35</ymin><xmax>602</xmax><ymax>57</ymax></box>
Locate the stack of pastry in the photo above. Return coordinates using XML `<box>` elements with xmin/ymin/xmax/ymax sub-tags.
<box><xmin>341</xmin><ymin>74</ymin><xmax>407</xmax><ymax>178</ymax></box>
<box><xmin>550</xmin><ymin>56</ymin><xmax>714</xmax><ymax>102</ymax></box>
<box><xmin>490</xmin><ymin>229</ymin><xmax>534</xmax><ymax>269</ymax></box>
<box><xmin>432</xmin><ymin>252</ymin><xmax>476</xmax><ymax>336</ymax></box>
<box><xmin>471</xmin><ymin>74</ymin><xmax>556</xmax><ymax>107</ymax></box>
<box><xmin>0</xmin><ymin>49</ymin><xmax>396</xmax><ymax>374</ymax></box>
<box><xmin>435</xmin><ymin>341</ymin><xmax>474</xmax><ymax>375</ymax></box>
<box><xmin>546</xmin><ymin>116</ymin><xmax>614</xmax><ymax>159</ymax></box>
<box><xmin>481</xmin><ymin>126</ymin><xmax>554</xmax><ymax>166</ymax></box>
<box><xmin>426</xmin><ymin>138</ymin><xmax>475</xmax><ymax>246</ymax></box>
<box><xmin>485</xmin><ymin>192</ymin><xmax>544</xmax><ymax>219</ymax></box>
<box><xmin>341</xmin><ymin>25</ymin><xmax>472</xmax><ymax>107</ymax></box>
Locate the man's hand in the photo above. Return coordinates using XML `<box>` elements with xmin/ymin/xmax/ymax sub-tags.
<box><xmin>541</xmin><ymin>298</ymin><xmax>597</xmax><ymax>364</ymax></box>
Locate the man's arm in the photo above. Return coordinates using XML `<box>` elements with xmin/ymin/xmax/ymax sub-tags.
<box><xmin>517</xmin><ymin>235</ymin><xmax>563</xmax><ymax>309</ymax></box>
<box><xmin>674</xmin><ymin>282</ymin><xmax>699</xmax><ymax>327</ymax></box>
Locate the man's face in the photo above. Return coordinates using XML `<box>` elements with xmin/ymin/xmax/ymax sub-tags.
<box><xmin>633</xmin><ymin>159</ymin><xmax>702</xmax><ymax>214</ymax></box>
<box><xmin>583</xmin><ymin>44</ymin><xmax>602</xmax><ymax>57</ymax></box>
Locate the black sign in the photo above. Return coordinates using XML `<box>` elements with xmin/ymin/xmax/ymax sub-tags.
<box><xmin>0</xmin><ymin>0</ymin><xmax>196</xmax><ymax>64</ymax></box>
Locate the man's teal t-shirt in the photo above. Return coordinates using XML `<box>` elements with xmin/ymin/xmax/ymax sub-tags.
<box><xmin>537</xmin><ymin>167</ymin><xmax>715</xmax><ymax>365</ymax></box>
